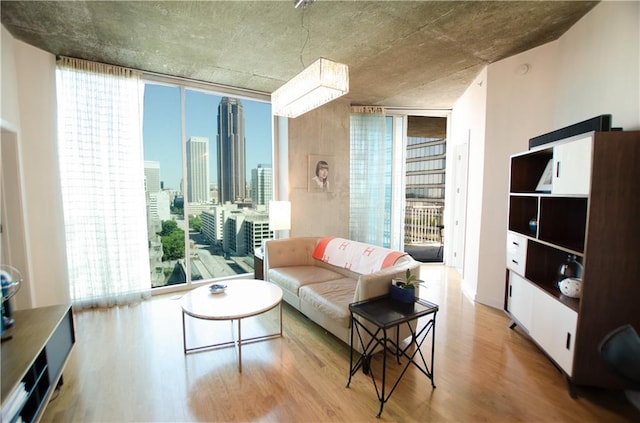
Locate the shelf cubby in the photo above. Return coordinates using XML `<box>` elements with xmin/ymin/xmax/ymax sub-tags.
<box><xmin>538</xmin><ymin>197</ymin><xmax>587</xmax><ymax>253</ymax></box>
<box><xmin>508</xmin><ymin>195</ymin><xmax>538</xmax><ymax>236</ymax></box>
<box><xmin>509</xmin><ymin>148</ymin><xmax>552</xmax><ymax>193</ymax></box>
<box><xmin>524</xmin><ymin>240</ymin><xmax>581</xmax><ymax>312</ymax></box>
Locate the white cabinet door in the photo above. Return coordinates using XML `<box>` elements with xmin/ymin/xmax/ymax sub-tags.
<box><xmin>552</xmin><ymin>136</ymin><xmax>592</xmax><ymax>195</ymax></box>
<box><xmin>507</xmin><ymin>271</ymin><xmax>533</xmax><ymax>330</ymax></box>
<box><xmin>529</xmin><ymin>287</ymin><xmax>554</xmax><ymax>355</ymax></box>
<box><xmin>530</xmin><ymin>287</ymin><xmax>577</xmax><ymax>375</ymax></box>
<box><xmin>551</xmin><ymin>302</ymin><xmax>578</xmax><ymax>375</ymax></box>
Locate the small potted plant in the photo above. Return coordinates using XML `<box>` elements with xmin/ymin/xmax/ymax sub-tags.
<box><xmin>390</xmin><ymin>269</ymin><xmax>421</xmax><ymax>304</ymax></box>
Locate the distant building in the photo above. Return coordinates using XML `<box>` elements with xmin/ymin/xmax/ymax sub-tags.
<box><xmin>187</xmin><ymin>203</ymin><xmax>213</xmax><ymax>216</ymax></box>
<box><xmin>217</xmin><ymin>97</ymin><xmax>246</xmax><ymax>204</ymax></box>
<box><xmin>144</xmin><ymin>161</ymin><xmax>166</xmax><ymax>287</ymax></box>
<box><xmin>251</xmin><ymin>164</ymin><xmax>272</xmax><ymax>206</ymax></box>
<box><xmin>245</xmin><ymin>215</ymin><xmax>272</xmax><ymax>255</ymax></box>
<box><xmin>405</xmin><ymin>136</ymin><xmax>446</xmax><ymax>206</ymax></box>
<box><xmin>201</xmin><ymin>203</ymin><xmax>239</xmax><ymax>244</ymax></box>
<box><xmin>149</xmin><ymin>191</ymin><xmax>171</xmax><ymax>223</ymax></box>
<box><xmin>201</xmin><ymin>203</ymin><xmax>271</xmax><ymax>256</ymax></box>
<box><xmin>144</xmin><ymin>161</ymin><xmax>161</xmax><ymax>195</ymax></box>
<box><xmin>186</xmin><ymin>136</ymin><xmax>210</xmax><ymax>203</ymax></box>
<box><xmin>173</xmin><ymin>195</ymin><xmax>184</xmax><ymax>210</ymax></box>
<box><xmin>144</xmin><ymin>160</ymin><xmax>167</xmax><ymax>232</ymax></box>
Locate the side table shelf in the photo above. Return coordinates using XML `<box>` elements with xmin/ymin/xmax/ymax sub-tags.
<box><xmin>1</xmin><ymin>304</ymin><xmax>75</xmax><ymax>423</ymax></box>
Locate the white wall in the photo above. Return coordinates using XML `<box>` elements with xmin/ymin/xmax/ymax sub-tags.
<box><xmin>1</xmin><ymin>27</ymin><xmax>20</xmax><ymax>129</ymax></box>
<box><xmin>1</xmin><ymin>26</ymin><xmax>70</xmax><ymax>308</ymax></box>
<box><xmin>287</xmin><ymin>98</ymin><xmax>351</xmax><ymax>238</ymax></box>
<box><xmin>451</xmin><ymin>1</ymin><xmax>640</xmax><ymax>309</ymax></box>
<box><xmin>555</xmin><ymin>0</ymin><xmax>639</xmax><ymax>130</ymax></box>
<box><xmin>449</xmin><ymin>68</ymin><xmax>487</xmax><ymax>300</ymax></box>
<box><xmin>2</xmin><ymin>25</ymin><xmax>32</xmax><ymax>309</ymax></box>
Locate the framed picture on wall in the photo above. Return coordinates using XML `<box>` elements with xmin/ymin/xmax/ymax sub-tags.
<box><xmin>308</xmin><ymin>155</ymin><xmax>333</xmax><ymax>192</ymax></box>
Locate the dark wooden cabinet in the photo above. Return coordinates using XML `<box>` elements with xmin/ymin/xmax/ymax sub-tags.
<box><xmin>504</xmin><ymin>130</ymin><xmax>640</xmax><ymax>393</ymax></box>
<box><xmin>254</xmin><ymin>253</ymin><xmax>264</xmax><ymax>280</ymax></box>
<box><xmin>1</xmin><ymin>304</ymin><xmax>75</xmax><ymax>423</ymax></box>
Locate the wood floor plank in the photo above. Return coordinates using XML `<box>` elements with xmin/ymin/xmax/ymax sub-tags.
<box><xmin>40</xmin><ymin>265</ymin><xmax>639</xmax><ymax>422</ymax></box>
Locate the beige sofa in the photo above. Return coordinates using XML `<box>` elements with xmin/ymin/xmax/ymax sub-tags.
<box><xmin>264</xmin><ymin>236</ymin><xmax>421</xmax><ymax>346</ymax></box>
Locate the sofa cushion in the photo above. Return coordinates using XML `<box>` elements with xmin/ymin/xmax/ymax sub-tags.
<box><xmin>299</xmin><ymin>278</ymin><xmax>357</xmax><ymax>329</ymax></box>
<box><xmin>268</xmin><ymin>266</ymin><xmax>343</xmax><ymax>295</ymax></box>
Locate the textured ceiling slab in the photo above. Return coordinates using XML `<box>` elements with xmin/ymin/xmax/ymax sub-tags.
<box><xmin>1</xmin><ymin>1</ymin><xmax>598</xmax><ymax>108</ymax></box>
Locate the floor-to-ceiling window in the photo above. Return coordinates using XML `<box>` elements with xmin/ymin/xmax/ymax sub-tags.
<box><xmin>143</xmin><ymin>81</ymin><xmax>272</xmax><ymax>289</ymax></box>
<box><xmin>349</xmin><ymin>109</ymin><xmax>405</xmax><ymax>250</ymax></box>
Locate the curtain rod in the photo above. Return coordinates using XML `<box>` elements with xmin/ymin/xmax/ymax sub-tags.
<box><xmin>142</xmin><ymin>71</ymin><xmax>271</xmax><ymax>103</ymax></box>
<box><xmin>384</xmin><ymin>107</ymin><xmax>452</xmax><ymax>117</ymax></box>
<box><xmin>56</xmin><ymin>55</ymin><xmax>271</xmax><ymax>103</ymax></box>
<box><xmin>57</xmin><ymin>55</ymin><xmax>141</xmax><ymax>76</ymax></box>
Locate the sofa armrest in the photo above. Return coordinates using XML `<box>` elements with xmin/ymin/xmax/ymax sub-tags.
<box><xmin>264</xmin><ymin>237</ymin><xmax>321</xmax><ymax>277</ymax></box>
<box><xmin>353</xmin><ymin>258</ymin><xmax>421</xmax><ymax>302</ymax></box>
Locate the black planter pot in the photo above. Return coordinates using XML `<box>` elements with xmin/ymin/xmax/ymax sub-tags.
<box><xmin>390</xmin><ymin>284</ymin><xmax>415</xmax><ymax>304</ymax></box>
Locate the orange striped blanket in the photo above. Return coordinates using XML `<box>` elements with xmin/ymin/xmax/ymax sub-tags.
<box><xmin>312</xmin><ymin>237</ymin><xmax>406</xmax><ymax>274</ymax></box>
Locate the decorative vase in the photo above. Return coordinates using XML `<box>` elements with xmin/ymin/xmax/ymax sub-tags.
<box><xmin>557</xmin><ymin>254</ymin><xmax>583</xmax><ymax>286</ymax></box>
<box><xmin>558</xmin><ymin>277</ymin><xmax>583</xmax><ymax>298</ymax></box>
<box><xmin>390</xmin><ymin>284</ymin><xmax>416</xmax><ymax>304</ymax></box>
<box><xmin>528</xmin><ymin>218</ymin><xmax>538</xmax><ymax>235</ymax></box>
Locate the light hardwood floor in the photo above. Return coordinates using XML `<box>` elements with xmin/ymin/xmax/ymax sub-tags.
<box><xmin>42</xmin><ymin>265</ymin><xmax>639</xmax><ymax>422</ymax></box>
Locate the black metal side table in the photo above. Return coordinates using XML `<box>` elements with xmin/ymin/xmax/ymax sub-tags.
<box><xmin>346</xmin><ymin>295</ymin><xmax>439</xmax><ymax>417</ymax></box>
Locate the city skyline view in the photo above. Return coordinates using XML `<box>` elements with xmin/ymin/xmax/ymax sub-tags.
<box><xmin>142</xmin><ymin>83</ymin><xmax>272</xmax><ymax>194</ymax></box>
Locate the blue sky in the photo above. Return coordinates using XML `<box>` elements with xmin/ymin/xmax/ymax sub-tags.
<box><xmin>142</xmin><ymin>83</ymin><xmax>272</xmax><ymax>191</ymax></box>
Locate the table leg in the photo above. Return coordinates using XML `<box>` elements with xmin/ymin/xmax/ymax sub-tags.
<box><xmin>347</xmin><ymin>312</ymin><xmax>354</xmax><ymax>387</ymax></box>
<box><xmin>377</xmin><ymin>328</ymin><xmax>388</xmax><ymax>418</ymax></box>
<box><xmin>238</xmin><ymin>318</ymin><xmax>242</xmax><ymax>373</ymax></box>
<box><xmin>182</xmin><ymin>303</ymin><xmax>282</xmax><ymax>372</ymax></box>
<box><xmin>395</xmin><ymin>326</ymin><xmax>401</xmax><ymax>364</ymax></box>
<box><xmin>279</xmin><ymin>301</ymin><xmax>283</xmax><ymax>337</ymax></box>
<box><xmin>182</xmin><ymin>310</ymin><xmax>187</xmax><ymax>354</ymax></box>
<box><xmin>430</xmin><ymin>314</ymin><xmax>437</xmax><ymax>388</ymax></box>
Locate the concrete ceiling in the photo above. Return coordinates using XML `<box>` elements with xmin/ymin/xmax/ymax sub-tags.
<box><xmin>1</xmin><ymin>1</ymin><xmax>598</xmax><ymax>109</ymax></box>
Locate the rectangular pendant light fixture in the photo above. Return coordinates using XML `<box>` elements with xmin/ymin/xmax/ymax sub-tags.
<box><xmin>271</xmin><ymin>58</ymin><xmax>349</xmax><ymax>118</ymax></box>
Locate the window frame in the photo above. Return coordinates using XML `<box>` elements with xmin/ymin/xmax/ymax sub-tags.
<box><xmin>142</xmin><ymin>73</ymin><xmax>272</xmax><ymax>295</ymax></box>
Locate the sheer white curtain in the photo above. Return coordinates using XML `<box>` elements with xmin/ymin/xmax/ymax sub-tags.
<box><xmin>349</xmin><ymin>107</ymin><xmax>389</xmax><ymax>246</ymax></box>
<box><xmin>56</xmin><ymin>57</ymin><xmax>151</xmax><ymax>309</ymax></box>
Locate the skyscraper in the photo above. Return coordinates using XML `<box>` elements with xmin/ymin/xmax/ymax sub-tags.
<box><xmin>186</xmin><ymin>136</ymin><xmax>210</xmax><ymax>203</ymax></box>
<box><xmin>144</xmin><ymin>161</ymin><xmax>161</xmax><ymax>195</ymax></box>
<box><xmin>251</xmin><ymin>164</ymin><xmax>272</xmax><ymax>206</ymax></box>
<box><xmin>217</xmin><ymin>97</ymin><xmax>245</xmax><ymax>204</ymax></box>
<box><xmin>144</xmin><ymin>160</ymin><xmax>162</xmax><ymax>235</ymax></box>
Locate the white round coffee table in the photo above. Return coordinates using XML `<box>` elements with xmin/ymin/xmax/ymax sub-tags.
<box><xmin>181</xmin><ymin>279</ymin><xmax>283</xmax><ymax>372</ymax></box>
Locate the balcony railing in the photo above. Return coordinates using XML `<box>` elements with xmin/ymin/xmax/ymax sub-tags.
<box><xmin>405</xmin><ymin>204</ymin><xmax>443</xmax><ymax>244</ymax></box>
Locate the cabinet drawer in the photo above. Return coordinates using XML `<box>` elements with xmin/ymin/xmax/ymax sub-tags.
<box><xmin>506</xmin><ymin>232</ymin><xmax>527</xmax><ymax>276</ymax></box>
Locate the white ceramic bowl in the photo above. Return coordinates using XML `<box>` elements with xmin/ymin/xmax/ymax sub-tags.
<box><xmin>558</xmin><ymin>277</ymin><xmax>582</xmax><ymax>298</ymax></box>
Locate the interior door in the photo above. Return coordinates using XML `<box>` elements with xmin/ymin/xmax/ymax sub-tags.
<box><xmin>451</xmin><ymin>142</ymin><xmax>468</xmax><ymax>273</ymax></box>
